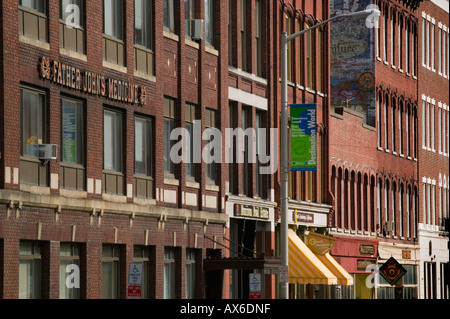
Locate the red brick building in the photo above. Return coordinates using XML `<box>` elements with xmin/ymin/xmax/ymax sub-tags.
<box><xmin>0</xmin><ymin>0</ymin><xmax>232</xmax><ymax>299</ymax></box>
<box><xmin>329</xmin><ymin>0</ymin><xmax>423</xmax><ymax>299</ymax></box>
<box><xmin>416</xmin><ymin>0</ymin><xmax>449</xmax><ymax>300</ymax></box>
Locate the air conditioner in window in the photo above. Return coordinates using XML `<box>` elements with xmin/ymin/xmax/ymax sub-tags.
<box><xmin>385</xmin><ymin>221</ymin><xmax>394</xmax><ymax>232</ymax></box>
<box><xmin>189</xmin><ymin>19</ymin><xmax>204</xmax><ymax>40</ymax></box>
<box><xmin>36</xmin><ymin>144</ymin><xmax>58</xmax><ymax>160</ymax></box>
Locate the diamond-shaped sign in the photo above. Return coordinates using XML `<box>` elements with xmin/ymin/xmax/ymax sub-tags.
<box><xmin>379</xmin><ymin>257</ymin><xmax>407</xmax><ymax>286</ymax></box>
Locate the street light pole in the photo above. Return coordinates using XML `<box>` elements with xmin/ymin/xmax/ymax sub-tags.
<box><xmin>279</xmin><ymin>8</ymin><xmax>380</xmax><ymax>300</ymax></box>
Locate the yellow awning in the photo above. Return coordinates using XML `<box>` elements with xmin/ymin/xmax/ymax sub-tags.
<box><xmin>316</xmin><ymin>253</ymin><xmax>354</xmax><ymax>286</ymax></box>
<box><xmin>288</xmin><ymin>229</ymin><xmax>338</xmax><ymax>285</ymax></box>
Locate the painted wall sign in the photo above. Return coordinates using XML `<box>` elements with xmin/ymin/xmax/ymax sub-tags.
<box><xmin>39</xmin><ymin>57</ymin><xmax>146</xmax><ymax>106</ymax></box>
<box><xmin>290</xmin><ymin>104</ymin><xmax>317</xmax><ymax>171</ymax></box>
<box><xmin>330</xmin><ymin>0</ymin><xmax>376</xmax><ymax>126</ymax></box>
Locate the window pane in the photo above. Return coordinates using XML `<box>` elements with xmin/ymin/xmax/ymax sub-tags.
<box><xmin>163</xmin><ymin>0</ymin><xmax>174</xmax><ymax>32</ymax></box>
<box><xmin>62</xmin><ymin>99</ymin><xmax>83</xmax><ymax>164</ymax></box>
<box><xmin>20</xmin><ymin>0</ymin><xmax>45</xmax><ymax>13</ymax></box>
<box><xmin>164</xmin><ymin>118</ymin><xmax>174</xmax><ymax>174</ymax></box>
<box><xmin>135</xmin><ymin>118</ymin><xmax>152</xmax><ymax>176</ymax></box>
<box><xmin>104</xmin><ymin>110</ymin><xmax>122</xmax><ymax>172</ymax></box>
<box><xmin>135</xmin><ymin>0</ymin><xmax>152</xmax><ymax>49</ymax></box>
<box><xmin>61</xmin><ymin>0</ymin><xmax>83</xmax><ymax>26</ymax></box>
<box><xmin>104</xmin><ymin>0</ymin><xmax>122</xmax><ymax>39</ymax></box>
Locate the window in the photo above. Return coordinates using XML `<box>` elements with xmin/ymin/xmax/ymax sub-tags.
<box><xmin>60</xmin><ymin>0</ymin><xmax>84</xmax><ymax>54</ymax></box>
<box><xmin>384</xmin><ymin>98</ymin><xmax>388</xmax><ymax>149</ymax></box>
<box><xmin>60</xmin><ymin>243</ymin><xmax>80</xmax><ymax>299</ymax></box>
<box><xmin>431</xmin><ymin>21</ymin><xmax>435</xmax><ymax>72</ymax></box>
<box><xmin>104</xmin><ymin>0</ymin><xmax>123</xmax><ymax>40</ymax></box>
<box><xmin>134</xmin><ymin>0</ymin><xmax>154</xmax><ymax>75</ymax></box>
<box><xmin>103</xmin><ymin>0</ymin><xmax>124</xmax><ymax>65</ymax></box>
<box><xmin>317</xmin><ymin>29</ymin><xmax>323</xmax><ymax>92</ymax></box>
<box><xmin>21</xmin><ymin>88</ymin><xmax>46</xmax><ymax>158</ymax></box>
<box><xmin>439</xmin><ymin>105</ymin><xmax>442</xmax><ymax>153</ymax></box>
<box><xmin>427</xmin><ymin>101</ymin><xmax>431</xmax><ymax>149</ymax></box>
<box><xmin>399</xmin><ymin>102</ymin><xmax>403</xmax><ymax>154</ymax></box>
<box><xmin>228</xmin><ymin>0</ymin><xmax>233</xmax><ymax>66</ymax></box>
<box><xmin>286</xmin><ymin>14</ymin><xmax>293</xmax><ymax>82</ymax></box>
<box><xmin>185</xmin><ymin>104</ymin><xmax>196</xmax><ymax>179</ymax></box>
<box><xmin>205</xmin><ymin>0</ymin><xmax>214</xmax><ymax>46</ymax></box>
<box><xmin>102</xmin><ymin>245</ymin><xmax>120</xmax><ymax>299</ymax></box>
<box><xmin>163</xmin><ymin>0</ymin><xmax>175</xmax><ymax>33</ymax></box>
<box><xmin>439</xmin><ymin>26</ymin><xmax>442</xmax><ymax>74</ymax></box>
<box><xmin>383</xmin><ymin>12</ymin><xmax>388</xmax><ymax>62</ymax></box>
<box><xmin>60</xmin><ymin>0</ymin><xmax>83</xmax><ymax>27</ymax></box>
<box><xmin>422</xmin><ymin>100</ymin><xmax>426</xmax><ymax>149</ymax></box>
<box><xmin>205</xmin><ymin>109</ymin><xmax>217</xmax><ymax>183</ymax></box>
<box><xmin>20</xmin><ymin>0</ymin><xmax>45</xmax><ymax>13</ymax></box>
<box><xmin>391</xmin><ymin>14</ymin><xmax>395</xmax><ymax>66</ymax></box>
<box><xmin>255</xmin><ymin>0</ymin><xmax>262</xmax><ymax>77</ymax></box>
<box><xmin>422</xmin><ymin>17</ymin><xmax>426</xmax><ymax>67</ymax></box>
<box><xmin>135</xmin><ymin>0</ymin><xmax>153</xmax><ymax>49</ymax></box>
<box><xmin>19</xmin><ymin>241</ymin><xmax>41</xmax><ymax>299</ymax></box>
<box><xmin>164</xmin><ymin>98</ymin><xmax>176</xmax><ymax>176</ymax></box>
<box><xmin>406</xmin><ymin>106</ymin><xmax>410</xmax><ymax>156</ymax></box>
<box><xmin>19</xmin><ymin>0</ymin><xmax>48</xmax><ymax>43</ymax></box>
<box><xmin>399</xmin><ymin>17</ymin><xmax>403</xmax><ymax>70</ymax></box>
<box><xmin>424</xmin><ymin>262</ymin><xmax>437</xmax><ymax>299</ymax></box>
<box><xmin>412</xmin><ymin>25</ymin><xmax>417</xmax><ymax>76</ymax></box>
<box><xmin>240</xmin><ymin>0</ymin><xmax>248</xmax><ymax>72</ymax></box>
<box><xmin>377</xmin><ymin>94</ymin><xmax>382</xmax><ymax>148</ymax></box>
<box><xmin>392</xmin><ymin>99</ymin><xmax>396</xmax><ymax>152</ymax></box>
<box><xmin>444</xmin><ymin>28</ymin><xmax>448</xmax><ymax>77</ymax></box>
<box><xmin>427</xmin><ymin>18</ymin><xmax>430</xmax><ymax>68</ymax></box>
<box><xmin>241</xmin><ymin>106</ymin><xmax>249</xmax><ymax>196</ymax></box>
<box><xmin>164</xmin><ymin>248</ymin><xmax>176</xmax><ymax>299</ymax></box>
<box><xmin>135</xmin><ymin>117</ymin><xmax>153</xmax><ymax>176</ymax></box>
<box><xmin>103</xmin><ymin>109</ymin><xmax>123</xmax><ymax>172</ymax></box>
<box><xmin>306</xmin><ymin>22</ymin><xmax>314</xmax><ymax>89</ymax></box>
<box><xmin>185</xmin><ymin>249</ymin><xmax>196</xmax><ymax>299</ymax></box>
<box><xmin>62</xmin><ymin>98</ymin><xmax>84</xmax><ymax>165</ymax></box>
<box><xmin>406</xmin><ymin>22</ymin><xmax>409</xmax><ymax>73</ymax></box>
<box><xmin>185</xmin><ymin>0</ymin><xmax>197</xmax><ymax>38</ymax></box>
<box><xmin>133</xmin><ymin>246</ymin><xmax>150</xmax><ymax>299</ymax></box>
<box><xmin>431</xmin><ymin>102</ymin><xmax>435</xmax><ymax>152</ymax></box>
<box><xmin>256</xmin><ymin>111</ymin><xmax>264</xmax><ymax>197</ymax></box>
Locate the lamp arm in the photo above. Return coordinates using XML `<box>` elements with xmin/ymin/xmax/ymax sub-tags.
<box><xmin>286</xmin><ymin>12</ymin><xmax>367</xmax><ymax>42</ymax></box>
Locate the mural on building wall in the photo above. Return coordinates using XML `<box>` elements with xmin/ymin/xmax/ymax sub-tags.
<box><xmin>330</xmin><ymin>0</ymin><xmax>376</xmax><ymax>127</ymax></box>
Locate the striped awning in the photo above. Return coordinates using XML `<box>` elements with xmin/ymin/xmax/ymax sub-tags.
<box><xmin>288</xmin><ymin>229</ymin><xmax>338</xmax><ymax>285</ymax></box>
<box><xmin>316</xmin><ymin>253</ymin><xmax>354</xmax><ymax>286</ymax></box>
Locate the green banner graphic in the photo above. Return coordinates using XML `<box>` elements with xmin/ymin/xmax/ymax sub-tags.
<box><xmin>290</xmin><ymin>104</ymin><xmax>317</xmax><ymax>171</ymax></box>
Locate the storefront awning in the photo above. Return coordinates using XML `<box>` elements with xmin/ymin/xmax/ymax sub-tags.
<box><xmin>316</xmin><ymin>253</ymin><xmax>354</xmax><ymax>286</ymax></box>
<box><xmin>288</xmin><ymin>229</ymin><xmax>338</xmax><ymax>285</ymax></box>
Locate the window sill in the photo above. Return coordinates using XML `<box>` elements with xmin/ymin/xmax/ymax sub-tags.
<box><xmin>60</xmin><ymin>48</ymin><xmax>87</xmax><ymax>62</ymax></box>
<box><xmin>134</xmin><ymin>70</ymin><xmax>156</xmax><ymax>82</ymax></box>
<box><xmin>205</xmin><ymin>183</ymin><xmax>220</xmax><ymax>192</ymax></box>
<box><xmin>205</xmin><ymin>44</ymin><xmax>219</xmax><ymax>56</ymax></box>
<box><xmin>185</xmin><ymin>37</ymin><xmax>199</xmax><ymax>49</ymax></box>
<box><xmin>384</xmin><ymin>60</ymin><xmax>388</xmax><ymax>65</ymax></box>
<box><xmin>164</xmin><ymin>177</ymin><xmax>180</xmax><ymax>186</ymax></box>
<box><xmin>163</xmin><ymin>29</ymin><xmax>179</xmax><ymax>42</ymax></box>
<box><xmin>186</xmin><ymin>180</ymin><xmax>200</xmax><ymax>189</ymax></box>
<box><xmin>102</xmin><ymin>60</ymin><xmax>127</xmax><ymax>74</ymax></box>
<box><xmin>20</xmin><ymin>183</ymin><xmax>51</xmax><ymax>195</ymax></box>
<box><xmin>391</xmin><ymin>64</ymin><xmax>396</xmax><ymax>70</ymax></box>
<box><xmin>19</xmin><ymin>35</ymin><xmax>49</xmax><ymax>50</ymax></box>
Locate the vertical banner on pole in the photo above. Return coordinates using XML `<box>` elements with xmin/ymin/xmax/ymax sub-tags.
<box><xmin>290</xmin><ymin>104</ymin><xmax>317</xmax><ymax>171</ymax></box>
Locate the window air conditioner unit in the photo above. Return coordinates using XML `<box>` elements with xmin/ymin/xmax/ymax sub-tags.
<box><xmin>36</xmin><ymin>144</ymin><xmax>58</xmax><ymax>160</ymax></box>
<box><xmin>189</xmin><ymin>19</ymin><xmax>204</xmax><ymax>40</ymax></box>
<box><xmin>385</xmin><ymin>221</ymin><xmax>394</xmax><ymax>232</ymax></box>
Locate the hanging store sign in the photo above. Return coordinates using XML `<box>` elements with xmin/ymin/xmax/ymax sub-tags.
<box><xmin>305</xmin><ymin>232</ymin><xmax>336</xmax><ymax>256</ymax></box>
<box><xmin>39</xmin><ymin>57</ymin><xmax>146</xmax><ymax>106</ymax></box>
<box><xmin>290</xmin><ymin>104</ymin><xmax>317</xmax><ymax>172</ymax></box>
<box><xmin>379</xmin><ymin>257</ymin><xmax>407</xmax><ymax>286</ymax></box>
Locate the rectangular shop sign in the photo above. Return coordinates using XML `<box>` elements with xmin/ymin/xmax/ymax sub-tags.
<box><xmin>290</xmin><ymin>104</ymin><xmax>317</xmax><ymax>171</ymax></box>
